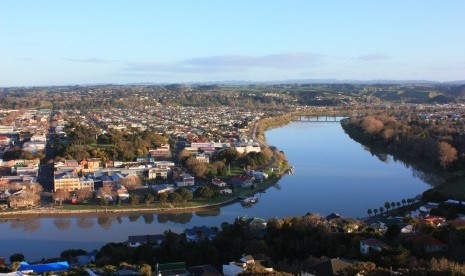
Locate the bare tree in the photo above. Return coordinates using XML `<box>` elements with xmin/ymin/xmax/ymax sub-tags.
<box><xmin>75</xmin><ymin>187</ymin><xmax>93</xmax><ymax>202</ymax></box>
<box><xmin>53</xmin><ymin>189</ymin><xmax>69</xmax><ymax>205</ymax></box>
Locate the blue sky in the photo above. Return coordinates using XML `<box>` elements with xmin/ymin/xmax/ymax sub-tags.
<box><xmin>1</xmin><ymin>1</ymin><xmax>464</xmax><ymax>86</ymax></box>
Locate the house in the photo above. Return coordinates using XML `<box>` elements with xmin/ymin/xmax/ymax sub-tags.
<box><xmin>177</xmin><ymin>173</ymin><xmax>195</xmax><ymax>187</ymax></box>
<box><xmin>248</xmin><ymin>217</ymin><xmax>267</xmax><ymax>238</ymax></box>
<box><xmin>229</xmin><ymin>175</ymin><xmax>253</xmax><ymax>188</ymax></box>
<box><xmin>153</xmin><ymin>184</ymin><xmax>176</xmax><ymax>194</ymax></box>
<box><xmin>127</xmin><ymin>234</ymin><xmax>164</xmax><ymax>247</ymax></box>
<box><xmin>0</xmin><ymin>136</ymin><xmax>10</xmax><ymax>145</ymax></box>
<box><xmin>184</xmin><ymin>225</ymin><xmax>217</xmax><ymax>242</ymax></box>
<box><xmin>301</xmin><ymin>258</ymin><xmax>354</xmax><ymax>276</ymax></box>
<box><xmin>157</xmin><ymin>262</ymin><xmax>190</xmax><ymax>276</ymax></box>
<box><xmin>195</xmin><ymin>153</ymin><xmax>210</xmax><ymax>164</ymax></box>
<box><xmin>100</xmin><ymin>175</ymin><xmax>115</xmax><ymax>188</ymax></box>
<box><xmin>410</xmin><ymin>235</ymin><xmax>448</xmax><ymax>253</ymax></box>
<box><xmin>360</xmin><ymin>238</ymin><xmax>389</xmax><ymax>254</ymax></box>
<box><xmin>423</xmin><ymin>215</ymin><xmax>446</xmax><ymax>227</ymax></box>
<box><xmin>116</xmin><ymin>185</ymin><xmax>130</xmax><ymax>200</ymax></box>
<box><xmin>400</xmin><ymin>224</ymin><xmax>415</xmax><ymax>235</ymax></box>
<box><xmin>222</xmin><ymin>255</ymin><xmax>255</xmax><ymax>276</ymax></box>
<box><xmin>211</xmin><ymin>178</ymin><xmax>227</xmax><ymax>188</ymax></box>
<box><xmin>148</xmin><ymin>167</ymin><xmax>170</xmax><ymax>179</ymax></box>
<box><xmin>251</xmin><ymin>171</ymin><xmax>268</xmax><ymax>182</ymax></box>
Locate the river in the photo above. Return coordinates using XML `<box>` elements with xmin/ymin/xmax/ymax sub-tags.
<box><xmin>0</xmin><ymin>118</ymin><xmax>430</xmax><ymax>261</ymax></box>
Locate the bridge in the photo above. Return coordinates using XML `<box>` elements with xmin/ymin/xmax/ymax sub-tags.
<box><xmin>297</xmin><ymin>115</ymin><xmax>347</xmax><ymax>122</ymax></box>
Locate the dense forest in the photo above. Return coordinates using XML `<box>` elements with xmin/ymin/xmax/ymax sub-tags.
<box><xmin>342</xmin><ymin>113</ymin><xmax>465</xmax><ymax>200</ymax></box>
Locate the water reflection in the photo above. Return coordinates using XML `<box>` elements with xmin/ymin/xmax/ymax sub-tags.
<box><xmin>128</xmin><ymin>214</ymin><xmax>140</xmax><ymax>222</ymax></box>
<box><xmin>97</xmin><ymin>216</ymin><xmax>113</xmax><ymax>229</ymax></box>
<box><xmin>10</xmin><ymin>218</ymin><xmax>40</xmax><ymax>232</ymax></box>
<box><xmin>195</xmin><ymin>207</ymin><xmax>221</xmax><ymax>217</ymax></box>
<box><xmin>76</xmin><ymin>217</ymin><xmax>94</xmax><ymax>229</ymax></box>
<box><xmin>142</xmin><ymin>214</ymin><xmax>154</xmax><ymax>224</ymax></box>
<box><xmin>53</xmin><ymin>218</ymin><xmax>71</xmax><ymax>230</ymax></box>
<box><xmin>157</xmin><ymin>212</ymin><xmax>193</xmax><ymax>224</ymax></box>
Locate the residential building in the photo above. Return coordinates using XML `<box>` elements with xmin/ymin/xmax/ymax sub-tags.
<box><xmin>127</xmin><ymin>234</ymin><xmax>164</xmax><ymax>247</ymax></box>
<box><xmin>54</xmin><ymin>172</ymin><xmax>94</xmax><ymax>192</ymax></box>
<box><xmin>360</xmin><ymin>238</ymin><xmax>389</xmax><ymax>254</ymax></box>
<box><xmin>177</xmin><ymin>173</ymin><xmax>195</xmax><ymax>187</ymax></box>
<box><xmin>301</xmin><ymin>258</ymin><xmax>354</xmax><ymax>276</ymax></box>
<box><xmin>184</xmin><ymin>226</ymin><xmax>217</xmax><ymax>242</ymax></box>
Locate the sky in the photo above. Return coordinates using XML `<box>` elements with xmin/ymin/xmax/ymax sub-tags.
<box><xmin>1</xmin><ymin>1</ymin><xmax>464</xmax><ymax>86</ymax></box>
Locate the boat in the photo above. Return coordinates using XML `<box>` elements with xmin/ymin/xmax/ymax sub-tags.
<box><xmin>241</xmin><ymin>196</ymin><xmax>258</xmax><ymax>205</ymax></box>
<box><xmin>286</xmin><ymin>166</ymin><xmax>295</xmax><ymax>174</ymax></box>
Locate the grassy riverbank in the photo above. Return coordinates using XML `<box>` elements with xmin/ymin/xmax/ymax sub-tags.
<box><xmin>0</xmin><ymin>177</ymin><xmax>281</xmax><ymax>218</ymax></box>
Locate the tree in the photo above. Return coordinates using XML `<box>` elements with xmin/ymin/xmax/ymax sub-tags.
<box><xmin>140</xmin><ymin>264</ymin><xmax>152</xmax><ymax>276</ymax></box>
<box><xmin>158</xmin><ymin>193</ymin><xmax>168</xmax><ymax>204</ymax></box>
<box><xmin>373</xmin><ymin>209</ymin><xmax>378</xmax><ymax>216</ymax></box>
<box><xmin>384</xmin><ymin>202</ymin><xmax>391</xmax><ymax>212</ymax></box>
<box><xmin>169</xmin><ymin>192</ymin><xmax>182</xmax><ymax>204</ymax></box>
<box><xmin>196</xmin><ymin>186</ymin><xmax>216</xmax><ymax>199</ymax></box>
<box><xmin>402</xmin><ymin>199</ymin><xmax>406</xmax><ymax>206</ymax></box>
<box><xmin>177</xmin><ymin>149</ymin><xmax>191</xmax><ymax>164</ymax></box>
<box><xmin>144</xmin><ymin>193</ymin><xmax>154</xmax><ymax>205</ymax></box>
<box><xmin>75</xmin><ymin>188</ymin><xmax>93</xmax><ymax>202</ymax></box>
<box><xmin>53</xmin><ymin>189</ymin><xmax>69</xmax><ymax>205</ymax></box>
<box><xmin>437</xmin><ymin>141</ymin><xmax>458</xmax><ymax>168</ymax></box>
<box><xmin>10</xmin><ymin>262</ymin><xmax>21</xmax><ymax>272</ymax></box>
<box><xmin>216</xmin><ymin>148</ymin><xmax>239</xmax><ymax>164</ymax></box>
<box><xmin>9</xmin><ymin>253</ymin><xmax>25</xmax><ymax>263</ymax></box>
<box><xmin>391</xmin><ymin>202</ymin><xmax>396</xmax><ymax>210</ymax></box>
<box><xmin>177</xmin><ymin>188</ymin><xmax>193</xmax><ymax>203</ymax></box>
<box><xmin>396</xmin><ymin>202</ymin><xmax>401</xmax><ymax>209</ymax></box>
<box><xmin>361</xmin><ymin>115</ymin><xmax>384</xmax><ymax>134</ymax></box>
<box><xmin>367</xmin><ymin>209</ymin><xmax>372</xmax><ymax>218</ymax></box>
<box><xmin>129</xmin><ymin>194</ymin><xmax>139</xmax><ymax>206</ymax></box>
<box><xmin>119</xmin><ymin>175</ymin><xmax>142</xmax><ymax>190</ymax></box>
<box><xmin>379</xmin><ymin>207</ymin><xmax>384</xmax><ymax>214</ymax></box>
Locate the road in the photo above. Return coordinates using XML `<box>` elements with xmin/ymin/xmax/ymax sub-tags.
<box><xmin>37</xmin><ymin>112</ymin><xmax>56</xmax><ymax>192</ymax></box>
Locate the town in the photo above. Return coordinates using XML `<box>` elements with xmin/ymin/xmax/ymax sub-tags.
<box><xmin>1</xmin><ymin>83</ymin><xmax>465</xmax><ymax>275</ymax></box>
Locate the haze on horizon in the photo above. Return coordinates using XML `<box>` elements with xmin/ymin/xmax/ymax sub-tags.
<box><xmin>1</xmin><ymin>0</ymin><xmax>464</xmax><ymax>87</ymax></box>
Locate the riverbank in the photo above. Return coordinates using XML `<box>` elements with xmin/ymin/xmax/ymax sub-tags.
<box><xmin>341</xmin><ymin>117</ymin><xmax>465</xmax><ymax>200</ymax></box>
<box><xmin>0</xmin><ymin>178</ymin><xmax>281</xmax><ymax>218</ymax></box>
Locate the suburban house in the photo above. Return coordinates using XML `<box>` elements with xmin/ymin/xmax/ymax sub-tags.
<box><xmin>127</xmin><ymin>234</ymin><xmax>165</xmax><ymax>247</ymax></box>
<box><xmin>100</xmin><ymin>175</ymin><xmax>115</xmax><ymax>188</ymax></box>
<box><xmin>153</xmin><ymin>184</ymin><xmax>176</xmax><ymax>194</ymax></box>
<box><xmin>229</xmin><ymin>175</ymin><xmax>253</xmax><ymax>188</ymax></box>
<box><xmin>222</xmin><ymin>255</ymin><xmax>255</xmax><ymax>276</ymax></box>
<box><xmin>360</xmin><ymin>238</ymin><xmax>389</xmax><ymax>254</ymax></box>
<box><xmin>149</xmin><ymin>144</ymin><xmax>171</xmax><ymax>157</ymax></box>
<box><xmin>177</xmin><ymin>173</ymin><xmax>195</xmax><ymax>187</ymax></box>
<box><xmin>148</xmin><ymin>167</ymin><xmax>169</xmax><ymax>179</ymax></box>
<box><xmin>116</xmin><ymin>185</ymin><xmax>130</xmax><ymax>200</ymax></box>
<box><xmin>194</xmin><ymin>153</ymin><xmax>210</xmax><ymax>164</ymax></box>
<box><xmin>410</xmin><ymin>235</ymin><xmax>448</xmax><ymax>253</ymax></box>
<box><xmin>211</xmin><ymin>178</ymin><xmax>227</xmax><ymax>188</ymax></box>
<box><xmin>301</xmin><ymin>258</ymin><xmax>354</xmax><ymax>276</ymax></box>
<box><xmin>184</xmin><ymin>226</ymin><xmax>217</xmax><ymax>242</ymax></box>
<box><xmin>251</xmin><ymin>170</ymin><xmax>268</xmax><ymax>182</ymax></box>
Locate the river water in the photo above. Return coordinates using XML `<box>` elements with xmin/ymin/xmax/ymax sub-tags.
<box><xmin>0</xmin><ymin>119</ymin><xmax>429</xmax><ymax>261</ymax></box>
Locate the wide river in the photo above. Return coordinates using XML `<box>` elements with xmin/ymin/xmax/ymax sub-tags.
<box><xmin>0</xmin><ymin>119</ymin><xmax>430</xmax><ymax>261</ymax></box>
